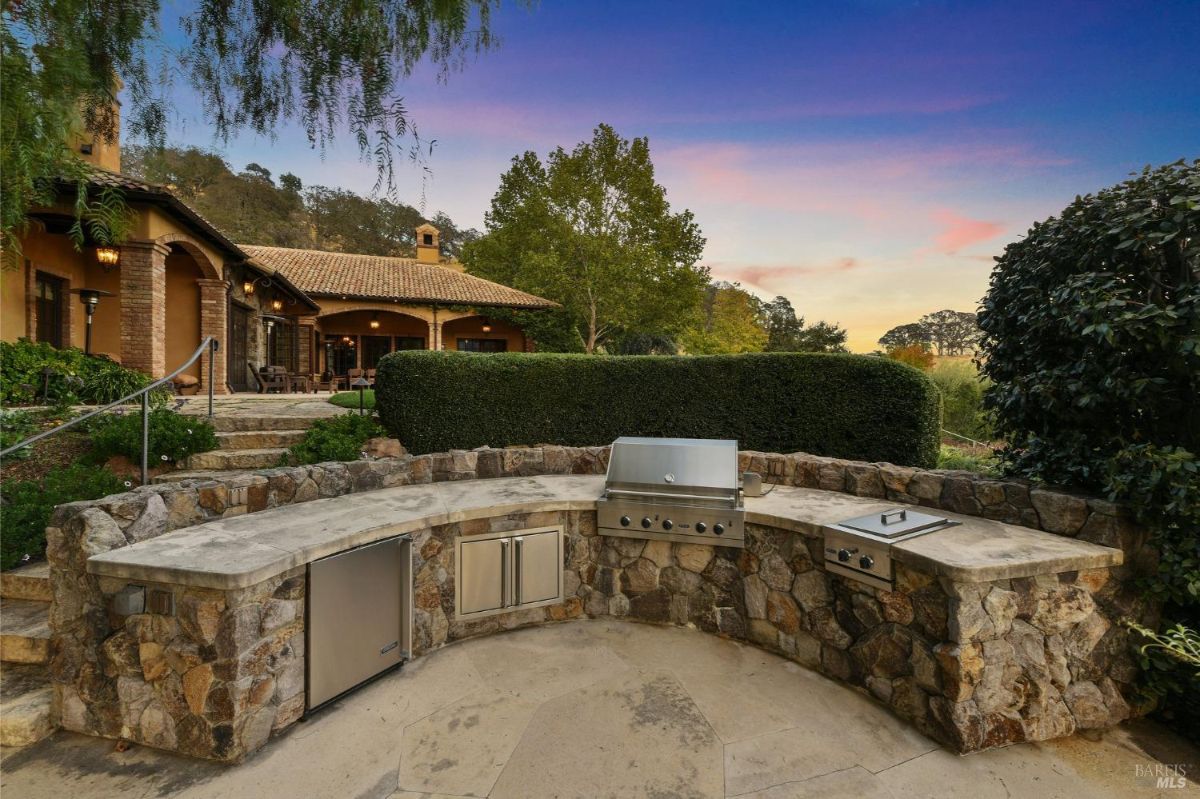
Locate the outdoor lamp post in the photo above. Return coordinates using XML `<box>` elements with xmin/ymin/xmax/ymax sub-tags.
<box><xmin>351</xmin><ymin>376</ymin><xmax>371</xmax><ymax>415</ymax></box>
<box><xmin>68</xmin><ymin>288</ymin><xmax>114</xmax><ymax>355</ymax></box>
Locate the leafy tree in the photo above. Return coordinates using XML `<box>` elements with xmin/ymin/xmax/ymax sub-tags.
<box><xmin>886</xmin><ymin>344</ymin><xmax>935</xmax><ymax>370</ymax></box>
<box><xmin>879</xmin><ymin>323</ymin><xmax>932</xmax><ymax>351</ymax></box>
<box><xmin>978</xmin><ymin>159</ymin><xmax>1199</xmax><ymax>734</ymax></box>
<box><xmin>464</xmin><ymin>124</ymin><xmax>708</xmax><ymax>353</ymax></box>
<box><xmin>918</xmin><ymin>309</ymin><xmax>980</xmax><ymax>355</ymax></box>
<box><xmin>761</xmin><ymin>296</ymin><xmax>849</xmax><ymax>353</ymax></box>
<box><xmin>306</xmin><ymin>186</ymin><xmax>424</xmax><ymax>256</ymax></box>
<box><xmin>681</xmin><ymin>282</ymin><xmax>768</xmax><ymax>354</ymax></box>
<box><xmin>3</xmin><ymin>0</ymin><xmax>507</xmax><ymax>257</ymax></box>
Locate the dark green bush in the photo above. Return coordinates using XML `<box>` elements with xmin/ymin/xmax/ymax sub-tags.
<box><xmin>0</xmin><ymin>464</ymin><xmax>127</xmax><ymax>570</ymax></box>
<box><xmin>978</xmin><ymin>159</ymin><xmax>1199</xmax><ymax>736</ymax></box>
<box><xmin>375</xmin><ymin>351</ymin><xmax>941</xmax><ymax>466</ymax></box>
<box><xmin>289</xmin><ymin>413</ymin><xmax>384</xmax><ymax>464</ymax></box>
<box><xmin>88</xmin><ymin>408</ymin><xmax>218</xmax><ymax>465</ymax></box>
<box><xmin>0</xmin><ymin>338</ymin><xmax>166</xmax><ymax>405</ymax></box>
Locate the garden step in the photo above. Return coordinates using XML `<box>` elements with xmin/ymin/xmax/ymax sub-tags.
<box><xmin>155</xmin><ymin>469</ymin><xmax>258</xmax><ymax>484</ymax></box>
<box><xmin>206</xmin><ymin>416</ymin><xmax>319</xmax><ymax>433</ymax></box>
<box><xmin>216</xmin><ymin>430</ymin><xmax>307</xmax><ymax>450</ymax></box>
<box><xmin>0</xmin><ymin>562</ymin><xmax>52</xmax><ymax>602</ymax></box>
<box><xmin>182</xmin><ymin>447</ymin><xmax>291</xmax><ymax>471</ymax></box>
<box><xmin>0</xmin><ymin>599</ymin><xmax>51</xmax><ymax>664</ymax></box>
<box><xmin>0</xmin><ymin>663</ymin><xmax>55</xmax><ymax>747</ymax></box>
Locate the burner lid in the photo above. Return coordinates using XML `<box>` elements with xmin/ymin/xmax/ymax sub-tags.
<box><xmin>836</xmin><ymin>508</ymin><xmax>952</xmax><ymax>539</ymax></box>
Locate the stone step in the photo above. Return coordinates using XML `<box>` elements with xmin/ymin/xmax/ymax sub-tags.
<box><xmin>182</xmin><ymin>447</ymin><xmax>291</xmax><ymax>471</ymax></box>
<box><xmin>0</xmin><ymin>599</ymin><xmax>51</xmax><ymax>665</ymax></box>
<box><xmin>0</xmin><ymin>663</ymin><xmax>55</xmax><ymax>747</ymax></box>
<box><xmin>217</xmin><ymin>430</ymin><xmax>308</xmax><ymax>450</ymax></box>
<box><xmin>205</xmin><ymin>416</ymin><xmax>320</xmax><ymax>433</ymax></box>
<box><xmin>155</xmin><ymin>469</ymin><xmax>259</xmax><ymax>484</ymax></box>
<box><xmin>0</xmin><ymin>562</ymin><xmax>51</xmax><ymax>602</ymax></box>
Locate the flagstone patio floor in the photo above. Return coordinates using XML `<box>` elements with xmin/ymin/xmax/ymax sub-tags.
<box><xmin>1</xmin><ymin>621</ymin><xmax>1195</xmax><ymax>799</ymax></box>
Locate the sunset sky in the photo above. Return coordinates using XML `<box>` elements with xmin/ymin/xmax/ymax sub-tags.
<box><xmin>155</xmin><ymin>0</ymin><xmax>1199</xmax><ymax>351</ymax></box>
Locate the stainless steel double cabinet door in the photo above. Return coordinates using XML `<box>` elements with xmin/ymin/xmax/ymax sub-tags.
<box><xmin>456</xmin><ymin>526</ymin><xmax>563</xmax><ymax>619</ymax></box>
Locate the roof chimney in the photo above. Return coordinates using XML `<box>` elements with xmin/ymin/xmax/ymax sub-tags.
<box><xmin>415</xmin><ymin>223</ymin><xmax>440</xmax><ymax>264</ymax></box>
<box><xmin>71</xmin><ymin>82</ymin><xmax>123</xmax><ymax>173</ymax></box>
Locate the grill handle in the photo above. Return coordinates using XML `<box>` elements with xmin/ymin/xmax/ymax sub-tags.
<box><xmin>880</xmin><ymin>510</ymin><xmax>908</xmax><ymax>525</ymax></box>
<box><xmin>605</xmin><ymin>488</ymin><xmax>735</xmax><ymax>503</ymax></box>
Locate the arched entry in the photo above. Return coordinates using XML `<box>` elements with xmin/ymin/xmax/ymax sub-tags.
<box><xmin>317</xmin><ymin>309</ymin><xmax>429</xmax><ymax>375</ymax></box>
<box><xmin>441</xmin><ymin>315</ymin><xmax>525</xmax><ymax>352</ymax></box>
<box><xmin>164</xmin><ymin>244</ymin><xmax>204</xmax><ymax>378</ymax></box>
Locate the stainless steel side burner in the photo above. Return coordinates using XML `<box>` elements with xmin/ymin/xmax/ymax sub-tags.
<box><xmin>597</xmin><ymin>437</ymin><xmax>745</xmax><ymax>548</ymax></box>
<box><xmin>822</xmin><ymin>508</ymin><xmax>958</xmax><ymax>589</ymax></box>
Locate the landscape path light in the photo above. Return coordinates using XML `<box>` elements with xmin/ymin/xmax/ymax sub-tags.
<box><xmin>351</xmin><ymin>376</ymin><xmax>371</xmax><ymax>416</ymax></box>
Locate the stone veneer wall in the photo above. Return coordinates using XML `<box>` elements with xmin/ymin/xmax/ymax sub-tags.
<box><xmin>46</xmin><ymin>445</ymin><xmax>1157</xmax><ymax>761</ymax></box>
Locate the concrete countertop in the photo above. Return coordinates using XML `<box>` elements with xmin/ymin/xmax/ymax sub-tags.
<box><xmin>87</xmin><ymin>475</ymin><xmax>1122</xmax><ymax>589</ymax></box>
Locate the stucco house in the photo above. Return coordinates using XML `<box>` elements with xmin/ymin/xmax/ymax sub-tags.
<box><xmin>0</xmin><ymin>128</ymin><xmax>556</xmax><ymax>394</ymax></box>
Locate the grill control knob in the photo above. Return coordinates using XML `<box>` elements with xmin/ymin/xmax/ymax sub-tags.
<box><xmin>713</xmin><ymin>523</ymin><xmax>725</xmax><ymax>535</ymax></box>
<box><xmin>859</xmin><ymin>555</ymin><xmax>875</xmax><ymax>570</ymax></box>
<box><xmin>662</xmin><ymin>519</ymin><xmax>673</xmax><ymax>530</ymax></box>
<box><xmin>695</xmin><ymin>522</ymin><xmax>707</xmax><ymax>533</ymax></box>
<box><xmin>619</xmin><ymin>516</ymin><xmax>631</xmax><ymax>527</ymax></box>
<box><xmin>838</xmin><ymin>548</ymin><xmax>852</xmax><ymax>562</ymax></box>
<box><xmin>641</xmin><ymin>517</ymin><xmax>653</xmax><ymax>529</ymax></box>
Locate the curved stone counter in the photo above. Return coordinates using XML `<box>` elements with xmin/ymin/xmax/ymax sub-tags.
<box><xmin>88</xmin><ymin>475</ymin><xmax>1121</xmax><ymax>589</ymax></box>
<box><xmin>69</xmin><ymin>473</ymin><xmax>1133</xmax><ymax>763</ymax></box>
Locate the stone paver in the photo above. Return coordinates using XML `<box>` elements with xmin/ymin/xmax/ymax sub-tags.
<box><xmin>175</xmin><ymin>395</ymin><xmax>346</xmax><ymax>421</ymax></box>
<box><xmin>1</xmin><ymin>621</ymin><xmax>1196</xmax><ymax>799</ymax></box>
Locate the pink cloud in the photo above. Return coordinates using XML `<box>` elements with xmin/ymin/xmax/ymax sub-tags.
<box><xmin>931</xmin><ymin>209</ymin><xmax>1004</xmax><ymax>253</ymax></box>
<box><xmin>714</xmin><ymin>258</ymin><xmax>864</xmax><ymax>292</ymax></box>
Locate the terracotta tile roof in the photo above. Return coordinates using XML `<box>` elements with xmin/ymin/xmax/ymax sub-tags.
<box><xmin>239</xmin><ymin>245</ymin><xmax>558</xmax><ymax>310</ymax></box>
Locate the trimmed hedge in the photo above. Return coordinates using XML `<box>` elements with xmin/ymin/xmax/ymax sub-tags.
<box><xmin>376</xmin><ymin>352</ymin><xmax>941</xmax><ymax>467</ymax></box>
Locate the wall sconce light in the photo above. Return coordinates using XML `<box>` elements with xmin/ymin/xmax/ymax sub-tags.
<box><xmin>272</xmin><ymin>299</ymin><xmax>284</xmax><ymax>312</ymax></box>
<box><xmin>369</xmin><ymin>313</ymin><xmax>380</xmax><ymax>330</ymax></box>
<box><xmin>94</xmin><ymin>246</ymin><xmax>120</xmax><ymax>270</ymax></box>
<box><xmin>243</xmin><ymin>280</ymin><xmax>256</xmax><ymax>295</ymax></box>
<box><xmin>481</xmin><ymin>320</ymin><xmax>493</xmax><ymax>333</ymax></box>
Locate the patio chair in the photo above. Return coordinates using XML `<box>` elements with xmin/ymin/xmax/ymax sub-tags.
<box><xmin>365</xmin><ymin>368</ymin><xmax>377</xmax><ymax>387</ymax></box>
<box><xmin>251</xmin><ymin>362</ymin><xmax>288</xmax><ymax>394</ymax></box>
<box><xmin>311</xmin><ymin>373</ymin><xmax>336</xmax><ymax>393</ymax></box>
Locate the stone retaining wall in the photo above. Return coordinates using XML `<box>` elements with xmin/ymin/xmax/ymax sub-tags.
<box><xmin>44</xmin><ymin>446</ymin><xmax>1157</xmax><ymax>761</ymax></box>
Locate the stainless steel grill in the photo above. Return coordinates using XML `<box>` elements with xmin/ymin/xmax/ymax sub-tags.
<box><xmin>597</xmin><ymin>437</ymin><xmax>745</xmax><ymax>548</ymax></box>
<box><xmin>822</xmin><ymin>508</ymin><xmax>958</xmax><ymax>589</ymax></box>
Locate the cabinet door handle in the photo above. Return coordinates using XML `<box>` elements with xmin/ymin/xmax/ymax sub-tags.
<box><xmin>500</xmin><ymin>539</ymin><xmax>510</xmax><ymax>608</ymax></box>
<box><xmin>514</xmin><ymin>537</ymin><xmax>524</xmax><ymax>606</ymax></box>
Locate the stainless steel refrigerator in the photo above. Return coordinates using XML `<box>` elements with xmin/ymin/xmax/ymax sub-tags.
<box><xmin>307</xmin><ymin>535</ymin><xmax>413</xmax><ymax>711</ymax></box>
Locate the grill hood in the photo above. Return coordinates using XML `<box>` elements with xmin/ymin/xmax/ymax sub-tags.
<box><xmin>605</xmin><ymin>437</ymin><xmax>739</xmax><ymax>497</ymax></box>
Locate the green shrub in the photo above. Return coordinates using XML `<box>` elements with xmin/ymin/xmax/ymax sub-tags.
<box><xmin>978</xmin><ymin>159</ymin><xmax>1199</xmax><ymax>736</ymax></box>
<box><xmin>289</xmin><ymin>413</ymin><xmax>383</xmax><ymax>464</ymax></box>
<box><xmin>0</xmin><ymin>464</ymin><xmax>127</xmax><ymax>570</ymax></box>
<box><xmin>927</xmin><ymin>360</ymin><xmax>992</xmax><ymax>441</ymax></box>
<box><xmin>936</xmin><ymin>445</ymin><xmax>999</xmax><ymax>476</ymax></box>
<box><xmin>88</xmin><ymin>408</ymin><xmax>218</xmax><ymax>465</ymax></box>
<box><xmin>0</xmin><ymin>408</ymin><xmax>40</xmax><ymax>459</ymax></box>
<box><xmin>0</xmin><ymin>338</ymin><xmax>167</xmax><ymax>406</ymax></box>
<box><xmin>376</xmin><ymin>351</ymin><xmax>942</xmax><ymax>467</ymax></box>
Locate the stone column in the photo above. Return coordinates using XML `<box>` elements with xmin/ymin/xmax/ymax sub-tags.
<box><xmin>428</xmin><ymin>320</ymin><xmax>443</xmax><ymax>350</ymax></box>
<box><xmin>119</xmin><ymin>241</ymin><xmax>169</xmax><ymax>376</ymax></box>
<box><xmin>197</xmin><ymin>278</ymin><xmax>230</xmax><ymax>394</ymax></box>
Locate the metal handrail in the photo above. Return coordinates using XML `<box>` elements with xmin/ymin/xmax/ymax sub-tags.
<box><xmin>1</xmin><ymin>337</ymin><xmax>219</xmax><ymax>485</ymax></box>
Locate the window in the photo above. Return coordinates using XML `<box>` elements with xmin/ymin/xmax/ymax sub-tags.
<box><xmin>422</xmin><ymin>233</ymin><xmax>434</xmax><ymax>246</ymax></box>
<box><xmin>35</xmin><ymin>272</ymin><xmax>65</xmax><ymax>348</ymax></box>
<box><xmin>269</xmin><ymin>317</ymin><xmax>299</xmax><ymax>372</ymax></box>
<box><xmin>324</xmin><ymin>334</ymin><xmax>357</xmax><ymax>375</ymax></box>
<box><xmin>457</xmin><ymin>338</ymin><xmax>507</xmax><ymax>353</ymax></box>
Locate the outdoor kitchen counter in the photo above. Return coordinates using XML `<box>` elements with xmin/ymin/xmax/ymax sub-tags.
<box><xmin>86</xmin><ymin>475</ymin><xmax>1122</xmax><ymax>589</ymax></box>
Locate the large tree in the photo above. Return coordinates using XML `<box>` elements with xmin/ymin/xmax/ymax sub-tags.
<box><xmin>681</xmin><ymin>282</ymin><xmax>767</xmax><ymax>354</ymax></box>
<box><xmin>2</xmin><ymin>0</ymin><xmax>506</xmax><ymax>257</ymax></box>
<box><xmin>918</xmin><ymin>309</ymin><xmax>980</xmax><ymax>356</ymax></box>
<box><xmin>879</xmin><ymin>322</ymin><xmax>932</xmax><ymax>351</ymax></box>
<box><xmin>761</xmin><ymin>296</ymin><xmax>849</xmax><ymax>353</ymax></box>
<box><xmin>464</xmin><ymin>124</ymin><xmax>708</xmax><ymax>353</ymax></box>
